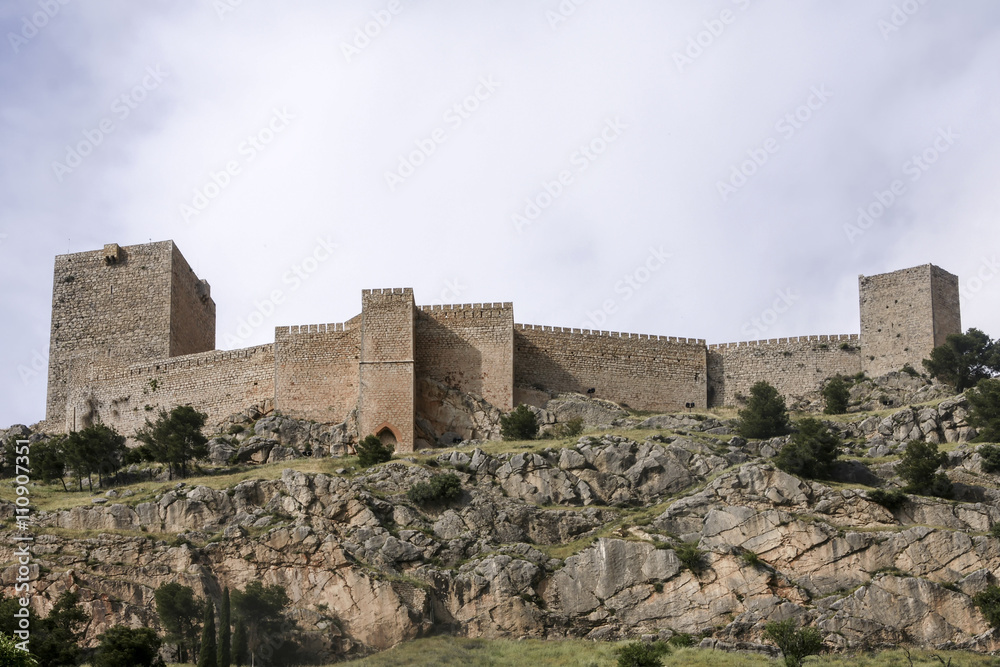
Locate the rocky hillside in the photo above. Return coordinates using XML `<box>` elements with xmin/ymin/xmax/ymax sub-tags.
<box><xmin>3</xmin><ymin>387</ymin><xmax>1000</xmax><ymax>662</ymax></box>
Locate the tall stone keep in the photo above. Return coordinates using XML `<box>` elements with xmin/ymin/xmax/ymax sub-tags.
<box><xmin>358</xmin><ymin>288</ymin><xmax>416</xmax><ymax>452</ymax></box>
<box><xmin>46</xmin><ymin>241</ymin><xmax>215</xmax><ymax>431</ymax></box>
<box><xmin>859</xmin><ymin>264</ymin><xmax>960</xmax><ymax>377</ymax></box>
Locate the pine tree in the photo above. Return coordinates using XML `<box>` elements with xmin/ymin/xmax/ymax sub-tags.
<box><xmin>218</xmin><ymin>587</ymin><xmax>231</xmax><ymax>667</ymax></box>
<box><xmin>198</xmin><ymin>599</ymin><xmax>217</xmax><ymax>667</ymax></box>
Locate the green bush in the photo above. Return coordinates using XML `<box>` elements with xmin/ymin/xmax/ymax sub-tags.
<box><xmin>922</xmin><ymin>328</ymin><xmax>999</xmax><ymax>391</ymax></box>
<box><xmin>407</xmin><ymin>473</ymin><xmax>462</xmax><ymax>506</ymax></box>
<box><xmin>666</xmin><ymin>633</ymin><xmax>693</xmax><ymax>648</ymax></box>
<box><xmin>901</xmin><ymin>363</ymin><xmax>920</xmax><ymax>377</ymax></box>
<box><xmin>897</xmin><ymin>440</ymin><xmax>952</xmax><ymax>498</ymax></box>
<box><xmin>615</xmin><ymin>640</ymin><xmax>670</xmax><ymax>667</ymax></box>
<box><xmin>974</xmin><ymin>584</ymin><xmax>1000</xmax><ymax>628</ymax></box>
<box><xmin>763</xmin><ymin>619</ymin><xmax>823</xmax><ymax>667</ymax></box>
<box><xmin>979</xmin><ymin>444</ymin><xmax>1000</xmax><ymax>473</ymax></box>
<box><xmin>549</xmin><ymin>417</ymin><xmax>585</xmax><ymax>439</ymax></box>
<box><xmin>867</xmin><ymin>488</ymin><xmax>909</xmax><ymax>511</ymax></box>
<box><xmin>822</xmin><ymin>376</ymin><xmax>850</xmax><ymax>415</ymax></box>
<box><xmin>741</xmin><ymin>550</ymin><xmax>763</xmax><ymax>568</ymax></box>
<box><xmin>773</xmin><ymin>418</ymin><xmax>841</xmax><ymax>479</ymax></box>
<box><xmin>990</xmin><ymin>524</ymin><xmax>1000</xmax><ymax>539</ymax></box>
<box><xmin>737</xmin><ymin>381</ymin><xmax>790</xmax><ymax>439</ymax></box>
<box><xmin>0</xmin><ymin>634</ymin><xmax>38</xmax><ymax>667</ymax></box>
<box><xmin>356</xmin><ymin>435</ymin><xmax>393</xmax><ymax>467</ymax></box>
<box><xmin>674</xmin><ymin>542</ymin><xmax>706</xmax><ymax>573</ymax></box>
<box><xmin>968</xmin><ymin>379</ymin><xmax>1000</xmax><ymax>444</ymax></box>
<box><xmin>92</xmin><ymin>626</ymin><xmax>164</xmax><ymax>667</ymax></box>
<box><xmin>500</xmin><ymin>404</ymin><xmax>539</xmax><ymax>441</ymax></box>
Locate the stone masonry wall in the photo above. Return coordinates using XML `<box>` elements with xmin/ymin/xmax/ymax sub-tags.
<box><xmin>66</xmin><ymin>345</ymin><xmax>275</xmax><ymax>437</ymax></box>
<box><xmin>275</xmin><ymin>318</ymin><xmax>361</xmax><ymax>424</ymax></box>
<box><xmin>46</xmin><ymin>242</ymin><xmax>175</xmax><ymax>429</ymax></box>
<box><xmin>359</xmin><ymin>289</ymin><xmax>415</xmax><ymax>451</ymax></box>
<box><xmin>514</xmin><ymin>326</ymin><xmax>707</xmax><ymax>411</ymax></box>
<box><xmin>707</xmin><ymin>335</ymin><xmax>862</xmax><ymax>408</ymax></box>
<box><xmin>860</xmin><ymin>264</ymin><xmax>960</xmax><ymax>377</ymax></box>
<box><xmin>169</xmin><ymin>244</ymin><xmax>216</xmax><ymax>357</ymax></box>
<box><xmin>415</xmin><ymin>304</ymin><xmax>514</xmax><ymax>411</ymax></box>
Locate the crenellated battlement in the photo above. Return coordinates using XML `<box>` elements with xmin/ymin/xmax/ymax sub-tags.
<box><xmin>708</xmin><ymin>333</ymin><xmax>859</xmax><ymax>351</ymax></box>
<box><xmin>515</xmin><ymin>323</ymin><xmax>705</xmax><ymax>346</ymax></box>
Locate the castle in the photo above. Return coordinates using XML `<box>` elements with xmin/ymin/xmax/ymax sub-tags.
<box><xmin>43</xmin><ymin>240</ymin><xmax>961</xmax><ymax>452</ymax></box>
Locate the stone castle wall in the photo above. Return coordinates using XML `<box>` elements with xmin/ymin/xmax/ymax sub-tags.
<box><xmin>513</xmin><ymin>325</ymin><xmax>708</xmax><ymax>411</ymax></box>
<box><xmin>168</xmin><ymin>244</ymin><xmax>216</xmax><ymax>357</ymax></box>
<box><xmin>66</xmin><ymin>345</ymin><xmax>275</xmax><ymax>437</ymax></box>
<box><xmin>415</xmin><ymin>303</ymin><xmax>514</xmax><ymax>412</ymax></box>
<box><xmin>860</xmin><ymin>264</ymin><xmax>961</xmax><ymax>377</ymax></box>
<box><xmin>274</xmin><ymin>319</ymin><xmax>361</xmax><ymax>424</ymax></box>
<box><xmin>707</xmin><ymin>335</ymin><xmax>862</xmax><ymax>407</ymax></box>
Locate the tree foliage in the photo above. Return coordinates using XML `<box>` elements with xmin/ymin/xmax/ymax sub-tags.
<box><xmin>231</xmin><ymin>581</ymin><xmax>294</xmax><ymax>666</ymax></box>
<box><xmin>218</xmin><ymin>587</ymin><xmax>231</xmax><ymax>667</ymax></box>
<box><xmin>154</xmin><ymin>582</ymin><xmax>202</xmax><ymax>663</ymax></box>
<box><xmin>773</xmin><ymin>418</ymin><xmax>841</xmax><ymax>479</ymax></box>
<box><xmin>198</xmin><ymin>599</ymin><xmax>217</xmax><ymax>667</ymax></box>
<box><xmin>355</xmin><ymin>434</ymin><xmax>393</xmax><ymax>467</ymax></box>
<box><xmin>0</xmin><ymin>590</ymin><xmax>87</xmax><ymax>666</ymax></box>
<box><xmin>737</xmin><ymin>381</ymin><xmax>791</xmax><ymax>439</ymax></box>
<box><xmin>615</xmin><ymin>640</ymin><xmax>671</xmax><ymax>667</ymax></box>
<box><xmin>135</xmin><ymin>405</ymin><xmax>209</xmax><ymax>479</ymax></box>
<box><xmin>967</xmin><ymin>378</ymin><xmax>1000</xmax><ymax>444</ymax></box>
<box><xmin>922</xmin><ymin>328</ymin><xmax>1000</xmax><ymax>391</ymax></box>
<box><xmin>763</xmin><ymin>619</ymin><xmax>823</xmax><ymax>667</ymax></box>
<box><xmin>897</xmin><ymin>440</ymin><xmax>953</xmax><ymax>498</ymax></box>
<box><xmin>0</xmin><ymin>634</ymin><xmax>38</xmax><ymax>667</ymax></box>
<box><xmin>500</xmin><ymin>404</ymin><xmax>539</xmax><ymax>441</ymax></box>
<box><xmin>92</xmin><ymin>626</ymin><xmax>164</xmax><ymax>667</ymax></box>
<box><xmin>821</xmin><ymin>376</ymin><xmax>850</xmax><ymax>415</ymax></box>
<box><xmin>61</xmin><ymin>424</ymin><xmax>127</xmax><ymax>490</ymax></box>
<box><xmin>974</xmin><ymin>584</ymin><xmax>1000</xmax><ymax>629</ymax></box>
<box><xmin>407</xmin><ymin>473</ymin><xmax>463</xmax><ymax>506</ymax></box>
<box><xmin>232</xmin><ymin>617</ymin><xmax>248</xmax><ymax>667</ymax></box>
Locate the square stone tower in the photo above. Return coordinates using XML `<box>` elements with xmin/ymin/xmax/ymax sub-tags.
<box><xmin>46</xmin><ymin>241</ymin><xmax>215</xmax><ymax>430</ymax></box>
<box><xmin>358</xmin><ymin>288</ymin><xmax>415</xmax><ymax>452</ymax></box>
<box><xmin>859</xmin><ymin>264</ymin><xmax>960</xmax><ymax>377</ymax></box>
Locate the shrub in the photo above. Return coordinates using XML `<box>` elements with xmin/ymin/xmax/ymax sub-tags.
<box><xmin>979</xmin><ymin>443</ymin><xmax>1000</xmax><ymax>473</ymax></box>
<box><xmin>674</xmin><ymin>542</ymin><xmax>706</xmax><ymax>573</ymax></box>
<box><xmin>500</xmin><ymin>404</ymin><xmax>539</xmax><ymax>441</ymax></box>
<box><xmin>822</xmin><ymin>376</ymin><xmax>850</xmax><ymax>415</ymax></box>
<box><xmin>356</xmin><ymin>435</ymin><xmax>393</xmax><ymax>467</ymax></box>
<box><xmin>867</xmin><ymin>488</ymin><xmax>909</xmax><ymax>511</ymax></box>
<box><xmin>92</xmin><ymin>626</ymin><xmax>164</xmax><ymax>667</ymax></box>
<box><xmin>897</xmin><ymin>440</ymin><xmax>952</xmax><ymax>498</ymax></box>
<box><xmin>741</xmin><ymin>550</ymin><xmax>763</xmax><ymax>568</ymax></box>
<box><xmin>0</xmin><ymin>634</ymin><xmax>38</xmax><ymax>667</ymax></box>
<box><xmin>228</xmin><ymin>424</ymin><xmax>245</xmax><ymax>435</ymax></box>
<box><xmin>922</xmin><ymin>327</ymin><xmax>999</xmax><ymax>391</ymax></box>
<box><xmin>763</xmin><ymin>619</ymin><xmax>823</xmax><ymax>667</ymax></box>
<box><xmin>773</xmin><ymin>418</ymin><xmax>841</xmax><ymax>480</ymax></box>
<box><xmin>666</xmin><ymin>633</ymin><xmax>693</xmax><ymax>648</ymax></box>
<box><xmin>550</xmin><ymin>417</ymin><xmax>585</xmax><ymax>439</ymax></box>
<box><xmin>615</xmin><ymin>640</ymin><xmax>670</xmax><ymax>667</ymax></box>
<box><xmin>990</xmin><ymin>524</ymin><xmax>1000</xmax><ymax>539</ymax></box>
<box><xmin>407</xmin><ymin>473</ymin><xmax>462</xmax><ymax>506</ymax></box>
<box><xmin>901</xmin><ymin>363</ymin><xmax>920</xmax><ymax>377</ymax></box>
<box><xmin>974</xmin><ymin>584</ymin><xmax>1000</xmax><ymax>628</ymax></box>
<box><xmin>737</xmin><ymin>381</ymin><xmax>790</xmax><ymax>439</ymax></box>
<box><xmin>968</xmin><ymin>379</ymin><xmax>1000</xmax><ymax>444</ymax></box>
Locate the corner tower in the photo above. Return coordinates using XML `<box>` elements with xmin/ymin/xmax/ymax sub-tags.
<box><xmin>45</xmin><ymin>241</ymin><xmax>215</xmax><ymax>430</ymax></box>
<box><xmin>859</xmin><ymin>264</ymin><xmax>960</xmax><ymax>377</ymax></box>
<box><xmin>358</xmin><ymin>288</ymin><xmax>415</xmax><ymax>453</ymax></box>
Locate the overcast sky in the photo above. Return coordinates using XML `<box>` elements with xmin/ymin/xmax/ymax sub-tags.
<box><xmin>2</xmin><ymin>1</ymin><xmax>998</xmax><ymax>428</ymax></box>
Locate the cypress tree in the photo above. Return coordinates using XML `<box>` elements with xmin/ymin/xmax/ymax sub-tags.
<box><xmin>218</xmin><ymin>587</ymin><xmax>231</xmax><ymax>667</ymax></box>
<box><xmin>233</xmin><ymin>617</ymin><xmax>248</xmax><ymax>667</ymax></box>
<box><xmin>198</xmin><ymin>599</ymin><xmax>217</xmax><ymax>667</ymax></box>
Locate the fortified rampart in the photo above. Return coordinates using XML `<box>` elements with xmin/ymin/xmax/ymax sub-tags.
<box><xmin>42</xmin><ymin>241</ymin><xmax>961</xmax><ymax>452</ymax></box>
